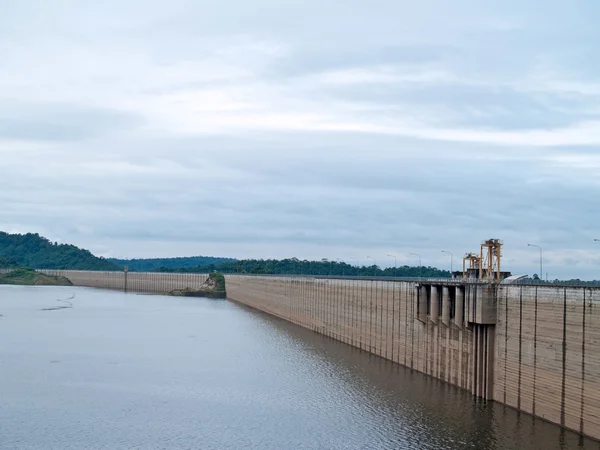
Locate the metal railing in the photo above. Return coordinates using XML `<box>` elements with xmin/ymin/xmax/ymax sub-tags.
<box><xmin>224</xmin><ymin>273</ymin><xmax>600</xmax><ymax>288</ymax></box>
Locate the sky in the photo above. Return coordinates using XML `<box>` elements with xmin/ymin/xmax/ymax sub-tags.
<box><xmin>2</xmin><ymin>0</ymin><xmax>600</xmax><ymax>279</ymax></box>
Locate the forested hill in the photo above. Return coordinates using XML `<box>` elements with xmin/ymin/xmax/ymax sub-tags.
<box><xmin>0</xmin><ymin>231</ymin><xmax>449</xmax><ymax>277</ymax></box>
<box><xmin>108</xmin><ymin>256</ymin><xmax>237</xmax><ymax>272</ymax></box>
<box><xmin>0</xmin><ymin>232</ymin><xmax>120</xmax><ymax>270</ymax></box>
<box><xmin>156</xmin><ymin>258</ymin><xmax>452</xmax><ymax>278</ymax></box>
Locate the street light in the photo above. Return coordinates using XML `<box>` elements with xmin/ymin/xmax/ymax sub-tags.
<box><xmin>527</xmin><ymin>244</ymin><xmax>543</xmax><ymax>281</ymax></box>
<box><xmin>387</xmin><ymin>254</ymin><xmax>397</xmax><ymax>278</ymax></box>
<box><xmin>367</xmin><ymin>256</ymin><xmax>376</xmax><ymax>277</ymax></box>
<box><xmin>441</xmin><ymin>250</ymin><xmax>453</xmax><ymax>274</ymax></box>
<box><xmin>410</xmin><ymin>253</ymin><xmax>421</xmax><ymax>279</ymax></box>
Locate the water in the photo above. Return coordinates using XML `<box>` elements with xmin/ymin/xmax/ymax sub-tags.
<box><xmin>0</xmin><ymin>286</ymin><xmax>597</xmax><ymax>450</ymax></box>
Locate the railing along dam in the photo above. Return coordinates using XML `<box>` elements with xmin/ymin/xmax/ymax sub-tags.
<box><xmin>36</xmin><ymin>270</ymin><xmax>600</xmax><ymax>441</ymax></box>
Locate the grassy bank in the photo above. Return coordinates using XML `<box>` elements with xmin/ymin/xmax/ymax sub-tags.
<box><xmin>0</xmin><ymin>268</ymin><xmax>73</xmax><ymax>286</ymax></box>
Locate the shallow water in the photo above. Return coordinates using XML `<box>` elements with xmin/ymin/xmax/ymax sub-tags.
<box><xmin>0</xmin><ymin>285</ymin><xmax>597</xmax><ymax>449</ymax></box>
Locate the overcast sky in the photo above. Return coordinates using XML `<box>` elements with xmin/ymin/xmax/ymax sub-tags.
<box><xmin>2</xmin><ymin>1</ymin><xmax>600</xmax><ymax>279</ymax></box>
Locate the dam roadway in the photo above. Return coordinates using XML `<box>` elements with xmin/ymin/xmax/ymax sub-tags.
<box><xmin>39</xmin><ymin>270</ymin><xmax>600</xmax><ymax>443</ymax></box>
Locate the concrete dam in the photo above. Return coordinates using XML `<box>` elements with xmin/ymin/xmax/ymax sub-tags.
<box><xmin>40</xmin><ymin>269</ymin><xmax>600</xmax><ymax>441</ymax></box>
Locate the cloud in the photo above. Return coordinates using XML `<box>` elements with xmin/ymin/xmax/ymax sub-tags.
<box><xmin>0</xmin><ymin>101</ymin><xmax>141</xmax><ymax>141</ymax></box>
<box><xmin>1</xmin><ymin>0</ymin><xmax>600</xmax><ymax>279</ymax></box>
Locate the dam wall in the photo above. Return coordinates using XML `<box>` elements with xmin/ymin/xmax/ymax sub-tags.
<box><xmin>225</xmin><ymin>275</ymin><xmax>600</xmax><ymax>441</ymax></box>
<box><xmin>495</xmin><ymin>285</ymin><xmax>600</xmax><ymax>439</ymax></box>
<box><xmin>31</xmin><ymin>270</ymin><xmax>600</xmax><ymax>440</ymax></box>
<box><xmin>225</xmin><ymin>276</ymin><xmax>478</xmax><ymax>392</ymax></box>
<box><xmin>39</xmin><ymin>270</ymin><xmax>209</xmax><ymax>294</ymax></box>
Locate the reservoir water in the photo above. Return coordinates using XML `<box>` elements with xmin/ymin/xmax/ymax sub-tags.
<box><xmin>0</xmin><ymin>285</ymin><xmax>597</xmax><ymax>450</ymax></box>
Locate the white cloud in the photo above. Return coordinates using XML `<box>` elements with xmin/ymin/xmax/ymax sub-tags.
<box><xmin>1</xmin><ymin>0</ymin><xmax>600</xmax><ymax>279</ymax></box>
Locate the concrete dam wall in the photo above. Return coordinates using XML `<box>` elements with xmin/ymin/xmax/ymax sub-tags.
<box><xmin>225</xmin><ymin>275</ymin><xmax>600</xmax><ymax>441</ymax></box>
<box><xmin>226</xmin><ymin>275</ymin><xmax>478</xmax><ymax>391</ymax></box>
<box><xmin>496</xmin><ymin>286</ymin><xmax>600</xmax><ymax>438</ymax></box>
<box><xmin>35</xmin><ymin>270</ymin><xmax>600</xmax><ymax>440</ymax></box>
<box><xmin>39</xmin><ymin>270</ymin><xmax>210</xmax><ymax>295</ymax></box>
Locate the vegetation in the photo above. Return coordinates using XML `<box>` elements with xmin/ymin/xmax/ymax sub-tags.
<box><xmin>0</xmin><ymin>231</ymin><xmax>448</xmax><ymax>279</ymax></box>
<box><xmin>0</xmin><ymin>268</ymin><xmax>72</xmax><ymax>286</ymax></box>
<box><xmin>0</xmin><ymin>257</ymin><xmax>18</xmax><ymax>269</ymax></box>
<box><xmin>209</xmin><ymin>272</ymin><xmax>226</xmax><ymax>292</ymax></box>
<box><xmin>156</xmin><ymin>258</ymin><xmax>451</xmax><ymax>278</ymax></box>
<box><xmin>0</xmin><ymin>232</ymin><xmax>120</xmax><ymax>271</ymax></box>
<box><xmin>170</xmin><ymin>272</ymin><xmax>227</xmax><ymax>298</ymax></box>
<box><xmin>109</xmin><ymin>255</ymin><xmax>236</xmax><ymax>272</ymax></box>
<box><xmin>521</xmin><ymin>276</ymin><xmax>600</xmax><ymax>286</ymax></box>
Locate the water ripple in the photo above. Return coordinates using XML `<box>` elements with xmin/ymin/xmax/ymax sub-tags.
<box><xmin>0</xmin><ymin>285</ymin><xmax>595</xmax><ymax>449</ymax></box>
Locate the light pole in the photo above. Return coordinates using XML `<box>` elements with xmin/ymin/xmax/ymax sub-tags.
<box><xmin>367</xmin><ymin>256</ymin><xmax>376</xmax><ymax>277</ymax></box>
<box><xmin>387</xmin><ymin>254</ymin><xmax>397</xmax><ymax>278</ymax></box>
<box><xmin>441</xmin><ymin>250</ymin><xmax>453</xmax><ymax>275</ymax></box>
<box><xmin>410</xmin><ymin>253</ymin><xmax>421</xmax><ymax>279</ymax></box>
<box><xmin>527</xmin><ymin>244</ymin><xmax>543</xmax><ymax>281</ymax></box>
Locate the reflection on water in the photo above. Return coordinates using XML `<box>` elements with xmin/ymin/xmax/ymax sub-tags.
<box><xmin>0</xmin><ymin>285</ymin><xmax>597</xmax><ymax>450</ymax></box>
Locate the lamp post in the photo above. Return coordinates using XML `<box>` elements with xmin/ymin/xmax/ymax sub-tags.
<box><xmin>527</xmin><ymin>244</ymin><xmax>543</xmax><ymax>281</ymax></box>
<box><xmin>410</xmin><ymin>253</ymin><xmax>421</xmax><ymax>279</ymax></box>
<box><xmin>441</xmin><ymin>250</ymin><xmax>453</xmax><ymax>275</ymax></box>
<box><xmin>387</xmin><ymin>254</ymin><xmax>397</xmax><ymax>278</ymax></box>
<box><xmin>367</xmin><ymin>256</ymin><xmax>376</xmax><ymax>277</ymax></box>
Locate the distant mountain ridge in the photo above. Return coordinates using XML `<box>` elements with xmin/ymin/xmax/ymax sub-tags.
<box><xmin>0</xmin><ymin>232</ymin><xmax>120</xmax><ymax>270</ymax></box>
<box><xmin>108</xmin><ymin>256</ymin><xmax>237</xmax><ymax>272</ymax></box>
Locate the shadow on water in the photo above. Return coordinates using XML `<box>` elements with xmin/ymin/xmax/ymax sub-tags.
<box><xmin>236</xmin><ymin>303</ymin><xmax>600</xmax><ymax>450</ymax></box>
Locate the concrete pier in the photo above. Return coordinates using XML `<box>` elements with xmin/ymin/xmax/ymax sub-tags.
<box><xmin>442</xmin><ymin>286</ymin><xmax>451</xmax><ymax>326</ymax></box>
<box><xmin>430</xmin><ymin>286</ymin><xmax>439</xmax><ymax>324</ymax></box>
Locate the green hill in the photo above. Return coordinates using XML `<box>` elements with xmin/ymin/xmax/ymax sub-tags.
<box><xmin>0</xmin><ymin>232</ymin><xmax>120</xmax><ymax>271</ymax></box>
<box><xmin>109</xmin><ymin>256</ymin><xmax>237</xmax><ymax>272</ymax></box>
<box><xmin>156</xmin><ymin>258</ymin><xmax>451</xmax><ymax>278</ymax></box>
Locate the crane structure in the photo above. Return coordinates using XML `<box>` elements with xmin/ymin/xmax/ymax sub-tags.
<box><xmin>462</xmin><ymin>252</ymin><xmax>481</xmax><ymax>279</ymax></box>
<box><xmin>480</xmin><ymin>238</ymin><xmax>503</xmax><ymax>282</ymax></box>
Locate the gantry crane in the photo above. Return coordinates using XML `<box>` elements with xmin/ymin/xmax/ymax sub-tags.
<box><xmin>480</xmin><ymin>238</ymin><xmax>503</xmax><ymax>281</ymax></box>
<box><xmin>462</xmin><ymin>252</ymin><xmax>481</xmax><ymax>279</ymax></box>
